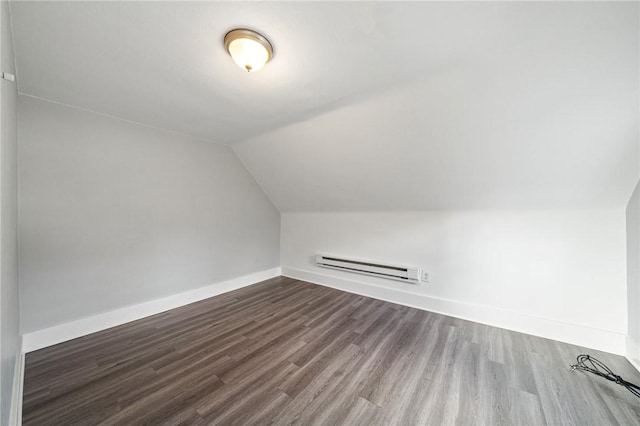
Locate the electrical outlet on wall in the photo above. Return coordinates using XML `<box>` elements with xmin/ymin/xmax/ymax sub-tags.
<box><xmin>421</xmin><ymin>271</ymin><xmax>430</xmax><ymax>283</ymax></box>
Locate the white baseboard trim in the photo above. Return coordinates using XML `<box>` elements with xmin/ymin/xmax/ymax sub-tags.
<box><xmin>626</xmin><ymin>335</ymin><xmax>640</xmax><ymax>374</ymax></box>
<box><xmin>9</xmin><ymin>337</ymin><xmax>24</xmax><ymax>426</ymax></box>
<box><xmin>283</xmin><ymin>267</ymin><xmax>626</xmax><ymax>355</ymax></box>
<box><xmin>22</xmin><ymin>267</ymin><xmax>281</xmax><ymax>353</ymax></box>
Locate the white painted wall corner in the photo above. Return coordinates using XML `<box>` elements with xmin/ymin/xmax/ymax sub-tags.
<box><xmin>22</xmin><ymin>268</ymin><xmax>281</xmax><ymax>353</ymax></box>
<box><xmin>282</xmin><ymin>267</ymin><xmax>627</xmax><ymax>356</ymax></box>
<box><xmin>626</xmin><ymin>335</ymin><xmax>640</xmax><ymax>374</ymax></box>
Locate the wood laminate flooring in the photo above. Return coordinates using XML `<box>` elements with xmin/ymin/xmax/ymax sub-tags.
<box><xmin>23</xmin><ymin>276</ymin><xmax>640</xmax><ymax>425</ymax></box>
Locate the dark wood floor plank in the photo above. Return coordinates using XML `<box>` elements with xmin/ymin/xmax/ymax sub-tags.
<box><xmin>23</xmin><ymin>276</ymin><xmax>640</xmax><ymax>425</ymax></box>
<box><xmin>201</xmin><ymin>362</ymin><xmax>297</xmax><ymax>425</ymax></box>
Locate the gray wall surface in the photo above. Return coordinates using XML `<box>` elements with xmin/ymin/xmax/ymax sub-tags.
<box><xmin>18</xmin><ymin>95</ymin><xmax>280</xmax><ymax>333</ymax></box>
<box><xmin>627</xmin><ymin>180</ymin><xmax>640</xmax><ymax>361</ymax></box>
<box><xmin>1</xmin><ymin>1</ymin><xmax>20</xmax><ymax>424</ymax></box>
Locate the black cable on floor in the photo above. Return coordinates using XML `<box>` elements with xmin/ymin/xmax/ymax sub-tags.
<box><xmin>570</xmin><ymin>354</ymin><xmax>640</xmax><ymax>398</ymax></box>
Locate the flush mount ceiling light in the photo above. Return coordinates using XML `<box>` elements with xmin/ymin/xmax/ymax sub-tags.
<box><xmin>224</xmin><ymin>28</ymin><xmax>273</xmax><ymax>72</ymax></box>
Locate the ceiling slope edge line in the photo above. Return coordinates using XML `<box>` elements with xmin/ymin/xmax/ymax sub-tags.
<box><xmin>231</xmin><ymin>145</ymin><xmax>283</xmax><ymax>215</ymax></box>
<box><xmin>18</xmin><ymin>93</ymin><xmax>231</xmax><ymax>148</ymax></box>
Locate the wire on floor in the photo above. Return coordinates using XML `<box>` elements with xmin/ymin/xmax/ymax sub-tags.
<box><xmin>570</xmin><ymin>354</ymin><xmax>640</xmax><ymax>398</ymax></box>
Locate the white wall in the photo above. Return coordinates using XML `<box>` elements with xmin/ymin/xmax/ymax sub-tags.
<box><xmin>627</xmin><ymin>181</ymin><xmax>640</xmax><ymax>367</ymax></box>
<box><xmin>0</xmin><ymin>1</ymin><xmax>20</xmax><ymax>424</ymax></box>
<box><xmin>18</xmin><ymin>95</ymin><xmax>280</xmax><ymax>334</ymax></box>
<box><xmin>282</xmin><ymin>210</ymin><xmax>627</xmax><ymax>353</ymax></box>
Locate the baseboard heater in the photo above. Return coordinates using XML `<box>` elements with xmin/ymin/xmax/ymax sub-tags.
<box><xmin>315</xmin><ymin>254</ymin><xmax>421</xmax><ymax>284</ymax></box>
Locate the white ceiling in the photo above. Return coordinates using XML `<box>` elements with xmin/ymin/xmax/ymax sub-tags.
<box><xmin>10</xmin><ymin>1</ymin><xmax>640</xmax><ymax>211</ymax></box>
<box><xmin>11</xmin><ymin>0</ymin><xmax>519</xmax><ymax>144</ymax></box>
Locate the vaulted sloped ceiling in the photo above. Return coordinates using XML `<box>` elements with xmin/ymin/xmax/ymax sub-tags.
<box><xmin>10</xmin><ymin>1</ymin><xmax>639</xmax><ymax>211</ymax></box>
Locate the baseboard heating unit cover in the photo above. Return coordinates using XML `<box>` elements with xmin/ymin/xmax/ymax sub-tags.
<box><xmin>314</xmin><ymin>254</ymin><xmax>421</xmax><ymax>283</ymax></box>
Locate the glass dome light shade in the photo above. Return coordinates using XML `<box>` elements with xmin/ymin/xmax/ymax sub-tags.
<box><xmin>224</xmin><ymin>29</ymin><xmax>273</xmax><ymax>72</ymax></box>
